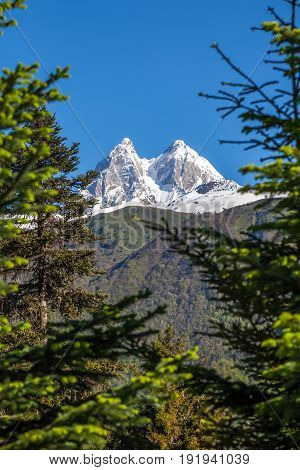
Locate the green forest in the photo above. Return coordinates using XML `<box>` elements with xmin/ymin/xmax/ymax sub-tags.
<box><xmin>0</xmin><ymin>0</ymin><xmax>299</xmax><ymax>450</ymax></box>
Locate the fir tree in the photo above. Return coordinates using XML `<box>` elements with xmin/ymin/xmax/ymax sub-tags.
<box><xmin>0</xmin><ymin>295</ymin><xmax>197</xmax><ymax>449</ymax></box>
<box><xmin>162</xmin><ymin>0</ymin><xmax>300</xmax><ymax>449</ymax></box>
<box><xmin>0</xmin><ymin>1</ymin><xmax>69</xmax><ymax>298</ymax></box>
<box><xmin>0</xmin><ymin>112</ymin><xmax>104</xmax><ymax>329</ymax></box>
<box><xmin>110</xmin><ymin>326</ymin><xmax>220</xmax><ymax>450</ymax></box>
<box><xmin>0</xmin><ymin>2</ymin><xmax>197</xmax><ymax>450</ymax></box>
<box><xmin>145</xmin><ymin>327</ymin><xmax>221</xmax><ymax>450</ymax></box>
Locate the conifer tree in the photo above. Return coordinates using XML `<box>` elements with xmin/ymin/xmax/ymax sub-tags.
<box><xmin>0</xmin><ymin>295</ymin><xmax>197</xmax><ymax>449</ymax></box>
<box><xmin>145</xmin><ymin>327</ymin><xmax>220</xmax><ymax>450</ymax></box>
<box><xmin>110</xmin><ymin>326</ymin><xmax>220</xmax><ymax>450</ymax></box>
<box><xmin>162</xmin><ymin>0</ymin><xmax>300</xmax><ymax>449</ymax></box>
<box><xmin>0</xmin><ymin>2</ymin><xmax>197</xmax><ymax>450</ymax></box>
<box><xmin>0</xmin><ymin>1</ymin><xmax>69</xmax><ymax>298</ymax></box>
<box><xmin>0</xmin><ymin>112</ymin><xmax>104</xmax><ymax>329</ymax></box>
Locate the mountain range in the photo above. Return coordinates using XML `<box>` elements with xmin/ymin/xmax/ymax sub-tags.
<box><xmin>83</xmin><ymin>138</ymin><xmax>274</xmax><ymax>360</ymax></box>
<box><xmin>86</xmin><ymin>138</ymin><xmax>265</xmax><ymax>214</ymax></box>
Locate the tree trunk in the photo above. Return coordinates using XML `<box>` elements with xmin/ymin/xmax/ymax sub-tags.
<box><xmin>37</xmin><ymin>216</ymin><xmax>48</xmax><ymax>330</ymax></box>
<box><xmin>39</xmin><ymin>290</ymin><xmax>47</xmax><ymax>330</ymax></box>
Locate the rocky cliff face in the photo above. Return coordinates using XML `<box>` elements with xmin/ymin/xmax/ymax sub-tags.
<box><xmin>87</xmin><ymin>138</ymin><xmax>264</xmax><ymax>214</ymax></box>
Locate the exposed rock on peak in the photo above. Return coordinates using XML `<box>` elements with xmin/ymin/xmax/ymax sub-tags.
<box><xmin>168</xmin><ymin>139</ymin><xmax>186</xmax><ymax>148</ymax></box>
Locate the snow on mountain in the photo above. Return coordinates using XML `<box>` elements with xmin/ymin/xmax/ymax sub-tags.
<box><xmin>88</xmin><ymin>138</ymin><xmax>157</xmax><ymax>208</ymax></box>
<box><xmin>87</xmin><ymin>138</ymin><xmax>265</xmax><ymax>214</ymax></box>
<box><xmin>168</xmin><ymin>180</ymin><xmax>265</xmax><ymax>213</ymax></box>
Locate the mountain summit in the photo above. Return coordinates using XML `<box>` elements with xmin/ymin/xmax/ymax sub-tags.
<box><xmin>87</xmin><ymin>138</ymin><xmax>264</xmax><ymax>214</ymax></box>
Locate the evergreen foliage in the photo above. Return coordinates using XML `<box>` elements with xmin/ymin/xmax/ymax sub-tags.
<box><xmin>0</xmin><ymin>1</ymin><xmax>197</xmax><ymax>450</ymax></box>
<box><xmin>0</xmin><ymin>2</ymin><xmax>69</xmax><ymax>298</ymax></box>
<box><xmin>162</xmin><ymin>0</ymin><xmax>300</xmax><ymax>449</ymax></box>
<box><xmin>0</xmin><ymin>112</ymin><xmax>104</xmax><ymax>329</ymax></box>
<box><xmin>109</xmin><ymin>326</ymin><xmax>221</xmax><ymax>450</ymax></box>
<box><xmin>0</xmin><ymin>296</ymin><xmax>196</xmax><ymax>449</ymax></box>
<box><xmin>144</xmin><ymin>327</ymin><xmax>221</xmax><ymax>450</ymax></box>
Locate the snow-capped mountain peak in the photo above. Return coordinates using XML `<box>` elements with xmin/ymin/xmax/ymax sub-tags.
<box><xmin>167</xmin><ymin>139</ymin><xmax>186</xmax><ymax>150</ymax></box>
<box><xmin>121</xmin><ymin>137</ymin><xmax>133</xmax><ymax>146</ymax></box>
<box><xmin>88</xmin><ymin>138</ymin><xmax>265</xmax><ymax>214</ymax></box>
<box><xmin>150</xmin><ymin>139</ymin><xmax>224</xmax><ymax>194</ymax></box>
<box><xmin>107</xmin><ymin>137</ymin><xmax>137</xmax><ymax>162</ymax></box>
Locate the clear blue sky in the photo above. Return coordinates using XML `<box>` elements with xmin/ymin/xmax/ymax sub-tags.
<box><xmin>2</xmin><ymin>0</ymin><xmax>289</xmax><ymax>183</ymax></box>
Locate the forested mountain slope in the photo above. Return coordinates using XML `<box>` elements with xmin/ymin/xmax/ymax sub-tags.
<box><xmin>88</xmin><ymin>201</ymin><xmax>274</xmax><ymax>361</ymax></box>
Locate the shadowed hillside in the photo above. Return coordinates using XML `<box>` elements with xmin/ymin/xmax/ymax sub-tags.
<box><xmin>88</xmin><ymin>201</ymin><xmax>274</xmax><ymax>362</ymax></box>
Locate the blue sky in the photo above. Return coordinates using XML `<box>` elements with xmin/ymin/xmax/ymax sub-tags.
<box><xmin>2</xmin><ymin>0</ymin><xmax>289</xmax><ymax>183</ymax></box>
